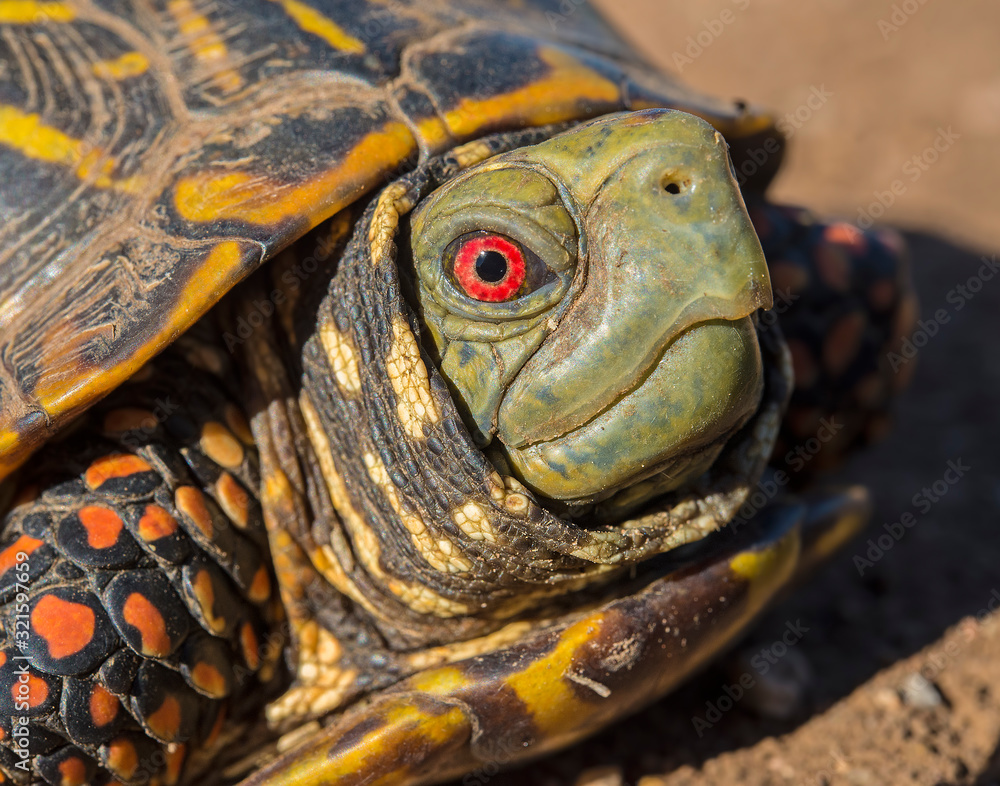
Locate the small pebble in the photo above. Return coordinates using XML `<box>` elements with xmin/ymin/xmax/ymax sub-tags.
<box><xmin>730</xmin><ymin>647</ymin><xmax>814</xmax><ymax>720</ymax></box>
<box><xmin>766</xmin><ymin>755</ymin><xmax>796</xmax><ymax>778</ymax></box>
<box><xmin>900</xmin><ymin>673</ymin><xmax>944</xmax><ymax>708</ymax></box>
<box><xmin>847</xmin><ymin>767</ymin><xmax>879</xmax><ymax>786</ymax></box>
<box><xmin>873</xmin><ymin>687</ymin><xmax>902</xmax><ymax>711</ymax></box>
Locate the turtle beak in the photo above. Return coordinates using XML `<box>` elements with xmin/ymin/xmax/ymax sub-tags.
<box><xmin>494</xmin><ymin>110</ymin><xmax>772</xmax><ymax>502</ymax></box>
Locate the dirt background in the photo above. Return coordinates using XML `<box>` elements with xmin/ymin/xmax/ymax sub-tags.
<box><xmin>487</xmin><ymin>2</ymin><xmax>1000</xmax><ymax>784</ymax></box>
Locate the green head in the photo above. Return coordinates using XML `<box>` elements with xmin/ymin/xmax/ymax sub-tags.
<box><xmin>410</xmin><ymin>110</ymin><xmax>772</xmax><ymax>511</ymax></box>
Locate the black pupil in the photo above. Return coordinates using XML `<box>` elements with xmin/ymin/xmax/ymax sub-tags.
<box><xmin>475</xmin><ymin>250</ymin><xmax>508</xmax><ymax>283</ymax></box>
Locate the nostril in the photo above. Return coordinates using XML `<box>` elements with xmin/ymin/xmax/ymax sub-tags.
<box><xmin>661</xmin><ymin>174</ymin><xmax>691</xmax><ymax>195</ymax></box>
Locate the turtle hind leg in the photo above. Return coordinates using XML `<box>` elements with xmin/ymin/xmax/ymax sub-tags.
<box><xmin>747</xmin><ymin>198</ymin><xmax>918</xmax><ymax>478</ymax></box>
<box><xmin>0</xmin><ymin>338</ymin><xmax>283</xmax><ymax>785</ymax></box>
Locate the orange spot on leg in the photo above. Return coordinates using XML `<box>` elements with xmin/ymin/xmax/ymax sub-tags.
<box><xmin>78</xmin><ymin>506</ymin><xmax>125</xmax><ymax>549</ymax></box>
<box><xmin>89</xmin><ymin>684</ymin><xmax>121</xmax><ymax>727</ymax></box>
<box><xmin>214</xmin><ymin>472</ymin><xmax>249</xmax><ymax>529</ymax></box>
<box><xmin>84</xmin><ymin>454</ymin><xmax>152</xmax><ymax>490</ymax></box>
<box><xmin>122</xmin><ymin>592</ymin><xmax>171</xmax><ymax>657</ymax></box>
<box><xmin>146</xmin><ymin>694</ymin><xmax>182</xmax><ymax>741</ymax></box>
<box><xmin>57</xmin><ymin>755</ymin><xmax>89</xmax><ymax>786</ymax></box>
<box><xmin>223</xmin><ymin>404</ymin><xmax>254</xmax><ymax>445</ymax></box>
<box><xmin>0</xmin><ymin>534</ymin><xmax>43</xmax><ymax>578</ymax></box>
<box><xmin>191</xmin><ymin>570</ymin><xmax>225</xmax><ymax>634</ymax></box>
<box><xmin>205</xmin><ymin>705</ymin><xmax>227</xmax><ymax>747</ymax></box>
<box><xmin>11</xmin><ymin>673</ymin><xmax>49</xmax><ymax>709</ymax></box>
<box><xmin>138</xmin><ymin>505</ymin><xmax>180</xmax><ymax>541</ymax></box>
<box><xmin>104</xmin><ymin>737</ymin><xmax>139</xmax><ymax>780</ymax></box>
<box><xmin>191</xmin><ymin>662</ymin><xmax>228</xmax><ymax>697</ymax></box>
<box><xmin>31</xmin><ymin>595</ymin><xmax>96</xmax><ymax>660</ymax></box>
<box><xmin>240</xmin><ymin>622</ymin><xmax>260</xmax><ymax>670</ymax></box>
<box><xmin>200</xmin><ymin>421</ymin><xmax>244</xmax><ymax>468</ymax></box>
<box><xmin>165</xmin><ymin>743</ymin><xmax>187</xmax><ymax>786</ymax></box>
<box><xmin>248</xmin><ymin>565</ymin><xmax>271</xmax><ymax>603</ymax></box>
<box><xmin>175</xmin><ymin>487</ymin><xmax>214</xmax><ymax>539</ymax></box>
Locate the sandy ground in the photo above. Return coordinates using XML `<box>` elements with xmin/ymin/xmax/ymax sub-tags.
<box><xmin>480</xmin><ymin>2</ymin><xmax>1000</xmax><ymax>784</ymax></box>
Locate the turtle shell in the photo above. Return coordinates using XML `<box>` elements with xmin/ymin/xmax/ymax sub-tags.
<box><xmin>0</xmin><ymin>0</ymin><xmax>779</xmax><ymax>481</ymax></box>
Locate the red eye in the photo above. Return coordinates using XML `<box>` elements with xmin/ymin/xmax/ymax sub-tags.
<box><xmin>452</xmin><ymin>234</ymin><xmax>526</xmax><ymax>302</ymax></box>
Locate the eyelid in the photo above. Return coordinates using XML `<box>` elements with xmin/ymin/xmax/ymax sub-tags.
<box><xmin>432</xmin><ymin>206</ymin><xmax>573</xmax><ymax>272</ymax></box>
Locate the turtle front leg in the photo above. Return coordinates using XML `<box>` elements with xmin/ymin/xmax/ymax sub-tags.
<box><xmin>0</xmin><ymin>335</ymin><xmax>284</xmax><ymax>785</ymax></box>
<box><xmin>239</xmin><ymin>491</ymin><xmax>875</xmax><ymax>786</ymax></box>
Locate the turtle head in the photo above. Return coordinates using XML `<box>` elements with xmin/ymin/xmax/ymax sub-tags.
<box><xmin>410</xmin><ymin>109</ymin><xmax>772</xmax><ymax>512</ymax></box>
<box><xmin>294</xmin><ymin>108</ymin><xmax>785</xmax><ymax>644</ymax></box>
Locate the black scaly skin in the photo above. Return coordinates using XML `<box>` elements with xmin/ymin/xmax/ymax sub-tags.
<box><xmin>0</xmin><ymin>325</ymin><xmax>283</xmax><ymax>786</ymax></box>
<box><xmin>746</xmin><ymin>198</ymin><xmax>916</xmax><ymax>476</ymax></box>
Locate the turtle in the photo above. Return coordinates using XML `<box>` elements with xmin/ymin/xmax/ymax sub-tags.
<box><xmin>0</xmin><ymin>1</ymin><xmax>917</xmax><ymax>784</ymax></box>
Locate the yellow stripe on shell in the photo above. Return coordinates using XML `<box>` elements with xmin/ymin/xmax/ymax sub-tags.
<box><xmin>629</xmin><ymin>97</ymin><xmax>776</xmax><ymax>139</ymax></box>
<box><xmin>505</xmin><ymin>614</ymin><xmax>608</xmax><ymax>735</ymax></box>
<box><xmin>0</xmin><ymin>1</ymin><xmax>74</xmax><ymax>23</ymax></box>
<box><xmin>166</xmin><ymin>0</ymin><xmax>243</xmax><ymax>93</ymax></box>
<box><xmin>439</xmin><ymin>47</ymin><xmax>621</xmax><ymax>140</ymax></box>
<box><xmin>27</xmin><ymin>240</ymin><xmax>249</xmax><ymax>448</ymax></box>
<box><xmin>404</xmin><ymin>613</ymin><xmax>609</xmax><ymax>737</ymax></box>
<box><xmin>269</xmin><ymin>0</ymin><xmax>364</xmax><ymax>53</ymax></box>
<box><xmin>0</xmin><ymin>105</ymin><xmax>141</xmax><ymax>191</ymax></box>
<box><xmin>173</xmin><ymin>121</ymin><xmax>416</xmax><ymax>229</ymax></box>
<box><xmin>92</xmin><ymin>52</ymin><xmax>150</xmax><ymax>80</ymax></box>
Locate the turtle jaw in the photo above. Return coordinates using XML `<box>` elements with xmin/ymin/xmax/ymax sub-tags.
<box><xmin>495</xmin><ymin>315</ymin><xmax>764</xmax><ymax>504</ymax></box>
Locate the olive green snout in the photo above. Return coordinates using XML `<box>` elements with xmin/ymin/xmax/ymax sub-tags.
<box><xmin>409</xmin><ymin>109</ymin><xmax>772</xmax><ymax>505</ymax></box>
<box><xmin>498</xmin><ymin>113</ymin><xmax>771</xmax><ymax>451</ymax></box>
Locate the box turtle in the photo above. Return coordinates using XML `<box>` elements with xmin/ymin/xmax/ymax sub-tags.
<box><xmin>0</xmin><ymin>1</ymin><xmax>916</xmax><ymax>784</ymax></box>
